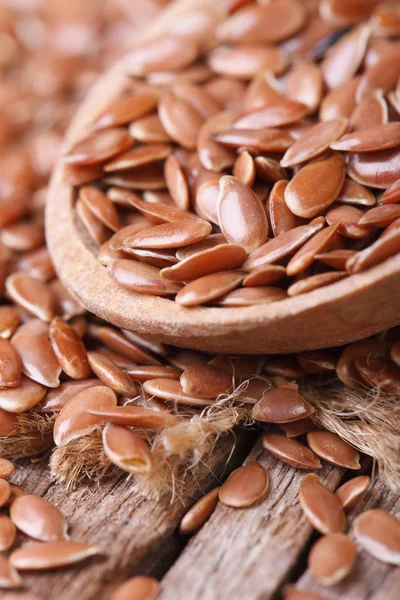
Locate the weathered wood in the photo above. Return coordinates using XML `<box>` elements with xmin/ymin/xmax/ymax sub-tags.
<box><xmin>157</xmin><ymin>441</ymin><xmax>344</xmax><ymax>600</ymax></box>
<box><xmin>295</xmin><ymin>473</ymin><xmax>400</xmax><ymax>600</ymax></box>
<box><xmin>7</xmin><ymin>431</ymin><xmax>250</xmax><ymax>600</ymax></box>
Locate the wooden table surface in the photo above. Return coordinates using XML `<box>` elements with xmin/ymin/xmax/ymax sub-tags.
<box><xmin>3</xmin><ymin>432</ymin><xmax>399</xmax><ymax>600</ymax></box>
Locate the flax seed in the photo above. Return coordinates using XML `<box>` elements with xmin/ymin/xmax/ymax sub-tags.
<box><xmin>299</xmin><ymin>474</ymin><xmax>346</xmax><ymax>535</ymax></box>
<box><xmin>336</xmin><ymin>475</ymin><xmax>370</xmax><ymax>509</ymax></box>
<box><xmin>10</xmin><ymin>541</ymin><xmax>100</xmax><ymax>571</ymax></box>
<box><xmin>308</xmin><ymin>533</ymin><xmax>357</xmax><ymax>586</ymax></box>
<box><xmin>262</xmin><ymin>434</ymin><xmax>322</xmax><ymax>470</ymax></box>
<box><xmin>354</xmin><ymin>509</ymin><xmax>400</xmax><ymax>565</ymax></box>
<box><xmin>11</xmin><ymin>495</ymin><xmax>68</xmax><ymax>542</ymax></box>
<box><xmin>111</xmin><ymin>576</ymin><xmax>160</xmax><ymax>600</ymax></box>
<box><xmin>219</xmin><ymin>461</ymin><xmax>269</xmax><ymax>508</ymax></box>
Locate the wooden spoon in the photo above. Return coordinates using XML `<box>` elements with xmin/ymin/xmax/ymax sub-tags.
<box><xmin>46</xmin><ymin>0</ymin><xmax>400</xmax><ymax>354</ymax></box>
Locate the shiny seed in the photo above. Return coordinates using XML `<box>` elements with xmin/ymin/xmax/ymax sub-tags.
<box><xmin>332</xmin><ymin>123</ymin><xmax>400</xmax><ymax>153</ymax></box>
<box><xmin>351</xmin><ymin>89</ymin><xmax>388</xmax><ymax>132</ymax></box>
<box><xmin>357</xmin><ymin>50</ymin><xmax>400</xmax><ymax>102</ymax></box>
<box><xmin>0</xmin><ymin>307</ymin><xmax>20</xmax><ymax>339</ymax></box>
<box><xmin>0</xmin><ymin>480</ymin><xmax>11</xmax><ymax>507</ymax></box>
<box><xmin>267</xmin><ymin>180</ymin><xmax>304</xmax><ymax>237</ymax></box>
<box><xmin>6</xmin><ymin>273</ymin><xmax>55</xmax><ymax>322</ymax></box>
<box><xmin>197</xmin><ymin>111</ymin><xmax>237</xmax><ymax>172</ymax></box>
<box><xmin>346</xmin><ymin>229</ymin><xmax>400</xmax><ymax>274</ymax></box>
<box><xmin>164</xmin><ymin>154</ymin><xmax>190</xmax><ymax>211</ymax></box>
<box><xmin>11</xmin><ymin>495</ymin><xmax>68</xmax><ymax>542</ymax></box>
<box><xmin>108</xmin><ymin>259</ymin><xmax>182</xmax><ymax>296</ymax></box>
<box><xmin>0</xmin><ymin>375</ymin><xmax>46</xmax><ymax>413</ymax></box>
<box><xmin>233</xmin><ymin>151</ymin><xmax>255</xmax><ymax>187</ymax></box>
<box><xmin>12</xmin><ymin>322</ymin><xmax>61</xmax><ymax>388</ymax></box>
<box><xmin>285</xmin><ymin>153</ymin><xmax>345</xmax><ymax>218</ymax></box>
<box><xmin>92</xmin><ymin>326</ymin><xmax>161</xmax><ymax>366</ymax></box>
<box><xmin>180</xmin><ymin>364</ymin><xmax>232</xmax><ymax>399</ymax></box>
<box><xmin>39</xmin><ymin>379</ymin><xmax>100</xmax><ymax>413</ymax></box>
<box><xmin>252</xmin><ymin>382</ymin><xmax>314</xmax><ymax>423</ymax></box>
<box><xmin>320</xmin><ymin>78</ymin><xmax>359</xmax><ymax>122</ymax></box>
<box><xmin>288</xmin><ymin>270</ymin><xmax>347</xmax><ymax>296</ymax></box>
<box><xmin>262</xmin><ymin>434</ymin><xmax>322</xmax><ymax>470</ymax></box>
<box><xmin>326</xmin><ymin>205</ymin><xmax>374</xmax><ymax>239</ymax></box>
<box><xmin>0</xmin><ymin>514</ymin><xmax>16</xmax><ymax>551</ymax></box>
<box><xmin>87</xmin><ymin>405</ymin><xmax>179</xmax><ymax>430</ymax></box>
<box><xmin>92</xmin><ymin>93</ymin><xmax>157</xmax><ymax>130</ymax></box>
<box><xmin>175</xmin><ymin>271</ymin><xmax>245</xmax><ymax>307</ymax></box>
<box><xmin>307</xmin><ymin>430</ymin><xmax>360</xmax><ymax>469</ymax></box>
<box><xmin>299</xmin><ymin>473</ymin><xmax>346</xmax><ymax>534</ymax></box>
<box><xmin>159</xmin><ymin>90</ymin><xmax>204</xmax><ymax>150</ymax></box>
<box><xmin>0</xmin><ymin>338</ymin><xmax>22</xmax><ymax>389</ymax></box>
<box><xmin>213</xmin><ymin>286</ymin><xmax>287</xmax><ymax>306</ymax></box>
<box><xmin>316</xmin><ymin>249</ymin><xmax>356</xmax><ymax>270</ymax></box>
<box><xmin>111</xmin><ymin>576</ymin><xmax>160</xmax><ymax>600</ymax></box>
<box><xmin>308</xmin><ymin>533</ymin><xmax>357</xmax><ymax>586</ymax></box>
<box><xmin>79</xmin><ymin>186</ymin><xmax>121</xmax><ymax>232</ymax></box>
<box><xmin>337</xmin><ymin>178</ymin><xmax>376</xmax><ymax>207</ymax></box>
<box><xmin>355</xmin><ymin>356</ymin><xmax>400</xmax><ymax>394</ymax></box>
<box><xmin>243</xmin><ymin>70</ymin><xmax>283</xmax><ymax>113</ymax></box>
<box><xmin>336</xmin><ymin>475</ymin><xmax>370</xmax><ymax>509</ymax></box>
<box><xmin>180</xmin><ymin>487</ymin><xmax>220</xmax><ymax>535</ymax></box>
<box><xmin>103</xmin><ymin>423</ymin><xmax>152</xmax><ymax>474</ymax></box>
<box><xmin>235</xmin><ymin>100</ymin><xmax>309</xmax><ymax>129</ymax></box>
<box><xmin>281</xmin><ymin>119</ymin><xmax>348</xmax><ymax>168</ymax></box>
<box><xmin>287</xmin><ymin>224</ymin><xmax>340</xmax><ymax>276</ymax></box>
<box><xmin>354</xmin><ymin>509</ymin><xmax>400</xmax><ymax>565</ymax></box>
<box><xmin>213</xmin><ymin>127</ymin><xmax>293</xmax><ymax>152</ymax></box>
<box><xmin>123</xmin><ymin>219</ymin><xmax>212</xmax><ymax>250</ymax></box>
<box><xmin>124</xmin><ymin>36</ymin><xmax>199</xmax><ymax>76</ymax></box>
<box><xmin>103</xmin><ymin>165</ymin><xmax>166</xmax><ymax>191</ymax></box>
<box><xmin>380</xmin><ymin>178</ymin><xmax>400</xmax><ymax>205</ymax></box>
<box><xmin>162</xmin><ymin>244</ymin><xmax>246</xmax><ymax>283</ymax></box>
<box><xmin>87</xmin><ymin>352</ymin><xmax>137</xmax><ymax>397</ymax></box>
<box><xmin>10</xmin><ymin>541</ymin><xmax>99</xmax><ymax>571</ymax></box>
<box><xmin>219</xmin><ymin>461</ymin><xmax>269</xmax><ymax>508</ymax></box>
<box><xmin>0</xmin><ymin>554</ymin><xmax>21</xmax><ymax>588</ymax></box>
<box><xmin>129</xmin><ymin>113</ymin><xmax>171</xmax><ymax>144</ymax></box>
<box><xmin>142</xmin><ymin>378</ymin><xmax>212</xmax><ymax>406</ymax></box>
<box><xmin>126</xmin><ymin>366</ymin><xmax>181</xmax><ymax>383</ymax></box>
<box><xmin>207</xmin><ymin>44</ymin><xmax>287</xmax><ymax>80</ymax></box>
<box><xmin>0</xmin><ymin>458</ymin><xmax>14</xmax><ymax>479</ymax></box>
<box><xmin>63</xmin><ymin>128</ymin><xmax>132</xmax><ymax>165</ymax></box>
<box><xmin>105</xmin><ymin>143</ymin><xmax>172</xmax><ymax>173</ymax></box>
<box><xmin>358</xmin><ymin>204</ymin><xmax>400</xmax><ymax>227</ymax></box>
<box><xmin>348</xmin><ymin>148</ymin><xmax>400</xmax><ymax>189</ymax></box>
<box><xmin>243</xmin><ymin>265</ymin><xmax>286</xmax><ymax>287</ymax></box>
<box><xmin>53</xmin><ymin>386</ymin><xmax>117</xmax><ymax>447</ymax></box>
<box><xmin>280</xmin><ymin>418</ymin><xmax>314</xmax><ymax>438</ymax></box>
<box><xmin>49</xmin><ymin>317</ymin><xmax>90</xmax><ymax>380</ymax></box>
<box><xmin>243</xmin><ymin>218</ymin><xmax>325</xmax><ymax>271</ymax></box>
<box><xmin>286</xmin><ymin>61</ymin><xmax>323</xmax><ymax>112</ymax></box>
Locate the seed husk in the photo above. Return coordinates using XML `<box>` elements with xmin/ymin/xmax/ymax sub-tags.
<box><xmin>0</xmin><ymin>338</ymin><xmax>22</xmax><ymax>389</ymax></box>
<box><xmin>142</xmin><ymin>378</ymin><xmax>212</xmax><ymax>407</ymax></box>
<box><xmin>87</xmin><ymin>352</ymin><xmax>137</xmax><ymax>397</ymax></box>
<box><xmin>0</xmin><ymin>555</ymin><xmax>21</xmax><ymax>588</ymax></box>
<box><xmin>10</xmin><ymin>495</ymin><xmax>68</xmax><ymax>542</ymax></box>
<box><xmin>307</xmin><ymin>430</ymin><xmax>361</xmax><ymax>469</ymax></box>
<box><xmin>160</xmin><ymin>244</ymin><xmax>247</xmax><ymax>282</ymax></box>
<box><xmin>53</xmin><ymin>386</ymin><xmax>117</xmax><ymax>447</ymax></box>
<box><xmin>281</xmin><ymin>119</ymin><xmax>348</xmax><ymax>167</ymax></box>
<box><xmin>180</xmin><ymin>364</ymin><xmax>232</xmax><ymax>399</ymax></box>
<box><xmin>308</xmin><ymin>533</ymin><xmax>357</xmax><ymax>586</ymax></box>
<box><xmin>299</xmin><ymin>474</ymin><xmax>346</xmax><ymax>535</ymax></box>
<box><xmin>252</xmin><ymin>382</ymin><xmax>314</xmax><ymax>423</ymax></box>
<box><xmin>10</xmin><ymin>541</ymin><xmax>100</xmax><ymax>570</ymax></box>
<box><xmin>107</xmin><ymin>260</ymin><xmax>182</xmax><ymax>297</ymax></box>
<box><xmin>336</xmin><ymin>475</ymin><xmax>370</xmax><ymax>509</ymax></box>
<box><xmin>111</xmin><ymin>575</ymin><xmax>160</xmax><ymax>600</ymax></box>
<box><xmin>219</xmin><ymin>461</ymin><xmax>269</xmax><ymax>508</ymax></box>
<box><xmin>87</xmin><ymin>405</ymin><xmax>179</xmax><ymax>430</ymax></box>
<box><xmin>102</xmin><ymin>423</ymin><xmax>153</xmax><ymax>475</ymax></box>
<box><xmin>175</xmin><ymin>271</ymin><xmax>245</xmax><ymax>307</ymax></box>
<box><xmin>262</xmin><ymin>434</ymin><xmax>322</xmax><ymax>470</ymax></box>
<box><xmin>354</xmin><ymin>509</ymin><xmax>400</xmax><ymax>565</ymax></box>
<box><xmin>0</xmin><ymin>514</ymin><xmax>16</xmax><ymax>551</ymax></box>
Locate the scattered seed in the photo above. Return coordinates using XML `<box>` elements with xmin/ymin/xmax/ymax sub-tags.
<box><xmin>336</xmin><ymin>475</ymin><xmax>370</xmax><ymax>509</ymax></box>
<box><xmin>262</xmin><ymin>434</ymin><xmax>322</xmax><ymax>470</ymax></box>
<box><xmin>63</xmin><ymin>128</ymin><xmax>132</xmax><ymax>166</ymax></box>
<box><xmin>12</xmin><ymin>322</ymin><xmax>61</xmax><ymax>388</ymax></box>
<box><xmin>299</xmin><ymin>474</ymin><xmax>346</xmax><ymax>534</ymax></box>
<box><xmin>308</xmin><ymin>533</ymin><xmax>357</xmax><ymax>586</ymax></box>
<box><xmin>11</xmin><ymin>495</ymin><xmax>68</xmax><ymax>542</ymax></box>
<box><xmin>179</xmin><ymin>487</ymin><xmax>220</xmax><ymax>536</ymax></box>
<box><xmin>219</xmin><ymin>461</ymin><xmax>269</xmax><ymax>508</ymax></box>
<box><xmin>0</xmin><ymin>338</ymin><xmax>22</xmax><ymax>389</ymax></box>
<box><xmin>280</xmin><ymin>418</ymin><xmax>314</xmax><ymax>438</ymax></box>
<box><xmin>111</xmin><ymin>576</ymin><xmax>160</xmax><ymax>600</ymax></box>
<box><xmin>354</xmin><ymin>509</ymin><xmax>400</xmax><ymax>565</ymax></box>
<box><xmin>0</xmin><ymin>458</ymin><xmax>14</xmax><ymax>480</ymax></box>
<box><xmin>10</xmin><ymin>541</ymin><xmax>100</xmax><ymax>571</ymax></box>
<box><xmin>0</xmin><ymin>375</ymin><xmax>46</xmax><ymax>413</ymax></box>
<box><xmin>307</xmin><ymin>430</ymin><xmax>360</xmax><ymax>469</ymax></box>
<box><xmin>346</xmin><ymin>229</ymin><xmax>400</xmax><ymax>274</ymax></box>
<box><xmin>252</xmin><ymin>381</ymin><xmax>314</xmax><ymax>423</ymax></box>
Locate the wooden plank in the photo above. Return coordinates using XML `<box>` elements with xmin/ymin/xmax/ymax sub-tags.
<box><xmin>294</xmin><ymin>473</ymin><xmax>400</xmax><ymax>600</ymax></box>
<box><xmin>157</xmin><ymin>441</ymin><xmax>344</xmax><ymax>600</ymax></box>
<box><xmin>7</xmin><ymin>431</ymin><xmax>251</xmax><ymax>600</ymax></box>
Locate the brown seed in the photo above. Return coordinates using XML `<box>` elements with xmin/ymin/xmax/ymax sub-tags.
<box><xmin>197</xmin><ymin>111</ymin><xmax>237</xmax><ymax>172</ymax></box>
<box><xmin>62</xmin><ymin>163</ymin><xmax>104</xmax><ymax>187</ymax></box>
<box><xmin>0</xmin><ymin>408</ymin><xmax>20</xmax><ymax>436</ymax></box>
<box><xmin>321</xmin><ymin>23</ymin><xmax>371</xmax><ymax>90</ymax></box>
<box><xmin>124</xmin><ymin>35</ymin><xmax>198</xmax><ymax>76</ymax></box>
<box><xmin>235</xmin><ymin>100</ymin><xmax>309</xmax><ymax>129</ymax></box>
<box><xmin>87</xmin><ymin>405</ymin><xmax>179</xmax><ymax>430</ymax></box>
<box><xmin>252</xmin><ymin>382</ymin><xmax>314</xmax><ymax>423</ymax></box>
<box><xmin>307</xmin><ymin>430</ymin><xmax>360</xmax><ymax>469</ymax></box>
<box><xmin>39</xmin><ymin>379</ymin><xmax>100</xmax><ymax>413</ymax></box>
<box><xmin>53</xmin><ymin>386</ymin><xmax>117</xmax><ymax>447</ymax></box>
<box><xmin>320</xmin><ymin>78</ymin><xmax>359</xmax><ymax>122</ymax></box>
<box><xmin>219</xmin><ymin>461</ymin><xmax>269</xmax><ymax>508</ymax></box>
<box><xmin>213</xmin><ymin>127</ymin><xmax>293</xmax><ymax>153</ymax></box>
<box><xmin>243</xmin><ymin>265</ymin><xmax>286</xmax><ymax>287</ymax></box>
<box><xmin>233</xmin><ymin>151</ymin><xmax>255</xmax><ymax>187</ymax></box>
<box><xmin>49</xmin><ymin>317</ymin><xmax>90</xmax><ymax>380</ymax></box>
<box><xmin>337</xmin><ymin>178</ymin><xmax>376</xmax><ymax>207</ymax></box>
<box><xmin>280</xmin><ymin>418</ymin><xmax>314</xmax><ymax>438</ymax></box>
<box><xmin>159</xmin><ymin>90</ymin><xmax>204</xmax><ymax>150</ymax></box>
<box><xmin>1</xmin><ymin>222</ymin><xmax>44</xmax><ymax>253</ymax></box>
<box><xmin>351</xmin><ymin>89</ymin><xmax>388</xmax><ymax>132</ymax></box>
<box><xmin>0</xmin><ymin>374</ymin><xmax>46</xmax><ymax>413</ymax></box>
<box><xmin>336</xmin><ymin>339</ymin><xmax>387</xmax><ymax>388</ymax></box>
<box><xmin>0</xmin><ymin>554</ymin><xmax>21</xmax><ymax>588</ymax></box>
<box><xmin>326</xmin><ymin>205</ymin><xmax>374</xmax><ymax>239</ymax></box>
<box><xmin>63</xmin><ymin>128</ymin><xmax>132</xmax><ymax>166</ymax></box>
<box><xmin>11</xmin><ymin>495</ymin><xmax>68</xmax><ymax>542</ymax></box>
<box><xmin>287</xmin><ymin>224</ymin><xmax>340</xmax><ymax>276</ymax></box>
<box><xmin>285</xmin><ymin>153</ymin><xmax>345</xmax><ymax>218</ymax></box>
<box><xmin>80</xmin><ymin>186</ymin><xmax>121</xmax><ymax>232</ymax></box>
<box><xmin>254</xmin><ymin>157</ymin><xmax>286</xmax><ymax>184</ymax></box>
<box><xmin>12</xmin><ymin>322</ymin><xmax>61</xmax><ymax>388</ymax></box>
<box><xmin>299</xmin><ymin>474</ymin><xmax>346</xmax><ymax>534</ymax></box>
<box><xmin>123</xmin><ymin>219</ymin><xmax>212</xmax><ymax>250</ymax></box>
<box><xmin>357</xmin><ymin>50</ymin><xmax>400</xmax><ymax>102</ymax></box>
<box><xmin>213</xmin><ymin>286</ymin><xmax>287</xmax><ymax>307</ymax></box>
<box><xmin>105</xmin><ymin>144</ymin><xmax>172</xmax><ymax>173</ymax></box>
<box><xmin>126</xmin><ymin>366</ymin><xmax>181</xmax><ymax>383</ymax></box>
<box><xmin>87</xmin><ymin>352</ymin><xmax>137</xmax><ymax>397</ymax></box>
<box><xmin>281</xmin><ymin>119</ymin><xmax>348</xmax><ymax>168</ymax></box>
<box><xmin>175</xmin><ymin>271</ymin><xmax>245</xmax><ymax>307</ymax></box>
<box><xmin>0</xmin><ymin>306</ymin><xmax>20</xmax><ymax>339</ymax></box>
<box><xmin>380</xmin><ymin>178</ymin><xmax>400</xmax><ymax>204</ymax></box>
<box><xmin>207</xmin><ymin>44</ymin><xmax>287</xmax><ymax>80</ymax></box>
<box><xmin>354</xmin><ymin>509</ymin><xmax>400</xmax><ymax>565</ymax></box>
<box><xmin>297</xmin><ymin>351</ymin><xmax>336</xmax><ymax>374</ymax></box>
<box><xmin>358</xmin><ymin>204</ymin><xmax>400</xmax><ymax>228</ymax></box>
<box><xmin>10</xmin><ymin>541</ymin><xmax>99</xmax><ymax>571</ymax></box>
<box><xmin>283</xmin><ymin>585</ymin><xmax>325</xmax><ymax>600</ymax></box>
<box><xmin>164</xmin><ymin>154</ymin><xmax>189</xmax><ymax>211</ymax></box>
<box><xmin>180</xmin><ymin>364</ymin><xmax>232</xmax><ymax>399</ymax></box>
<box><xmin>0</xmin><ymin>338</ymin><xmax>22</xmax><ymax>389</ymax></box>
<box><xmin>217</xmin><ymin>176</ymin><xmax>268</xmax><ymax>254</ymax></box>
<box><xmin>92</xmin><ymin>93</ymin><xmax>157</xmax><ymax>130</ymax></box>
<box><xmin>332</xmin><ymin>123</ymin><xmax>400</xmax><ymax>153</ymax></box>
<box><xmin>316</xmin><ymin>249</ymin><xmax>356</xmax><ymax>270</ymax></box>
<box><xmin>103</xmin><ymin>165</ymin><xmax>166</xmax><ymax>191</ymax></box>
<box><xmin>346</xmin><ymin>229</ymin><xmax>400</xmax><ymax>274</ymax></box>
<box><xmin>92</xmin><ymin>326</ymin><xmax>161</xmax><ymax>366</ymax></box>
<box><xmin>391</xmin><ymin>340</ymin><xmax>400</xmax><ymax>366</ymax></box>
<box><xmin>4</xmin><ymin>483</ymin><xmax>28</xmax><ymax>508</ymax></box>
<box><xmin>0</xmin><ymin>514</ymin><xmax>16</xmax><ymax>551</ymax></box>
<box><xmin>180</xmin><ymin>487</ymin><xmax>220</xmax><ymax>535</ymax></box>
<box><xmin>120</xmin><ymin>192</ymin><xmax>189</xmax><ymax>224</ymax></box>
<box><xmin>5</xmin><ymin>273</ymin><xmax>55</xmax><ymax>322</ymax></box>
<box><xmin>50</xmin><ymin>279</ymin><xmax>85</xmax><ymax>319</ymax></box>
<box><xmin>76</xmin><ymin>199</ymin><xmax>108</xmax><ymax>246</ymax></box>
<box><xmin>289</xmin><ymin>270</ymin><xmax>347</xmax><ymax>296</ymax></box>
<box><xmin>16</xmin><ymin>247</ymin><xmax>55</xmax><ymax>283</ymax></box>
<box><xmin>164</xmin><ymin>244</ymin><xmax>247</xmax><ymax>283</ymax></box>
<box><xmin>308</xmin><ymin>533</ymin><xmax>357</xmax><ymax>586</ymax></box>
<box><xmin>264</xmin><ymin>356</ymin><xmax>305</xmax><ymax>379</ymax></box>
<box><xmin>286</xmin><ymin>61</ymin><xmax>323</xmax><ymax>112</ymax></box>
<box><xmin>111</xmin><ymin>576</ymin><xmax>160</xmax><ymax>600</ymax></box>
<box><xmin>107</xmin><ymin>259</ymin><xmax>182</xmax><ymax>296</ymax></box>
<box><xmin>262</xmin><ymin>434</ymin><xmax>322</xmax><ymax>470</ymax></box>
<box><xmin>129</xmin><ymin>113</ymin><xmax>171</xmax><ymax>144</ymax></box>
<box><xmin>348</xmin><ymin>147</ymin><xmax>400</xmax><ymax>189</ymax></box>
<box><xmin>129</xmin><ymin>248</ymin><xmax>178</xmax><ymax>269</ymax></box>
<box><xmin>0</xmin><ymin>458</ymin><xmax>14</xmax><ymax>479</ymax></box>
<box><xmin>355</xmin><ymin>356</ymin><xmax>400</xmax><ymax>394</ymax></box>
<box><xmin>243</xmin><ymin>70</ymin><xmax>283</xmax><ymax>113</ymax></box>
<box><xmin>336</xmin><ymin>475</ymin><xmax>370</xmax><ymax>509</ymax></box>
<box><xmin>209</xmin><ymin>355</ymin><xmax>264</xmax><ymax>382</ymax></box>
<box><xmin>103</xmin><ymin>423</ymin><xmax>153</xmax><ymax>475</ymax></box>
<box><xmin>142</xmin><ymin>378</ymin><xmax>212</xmax><ymax>406</ymax></box>
<box><xmin>0</xmin><ymin>479</ymin><xmax>11</xmax><ymax>507</ymax></box>
<box><xmin>243</xmin><ymin>218</ymin><xmax>325</xmax><ymax>271</ymax></box>
<box><xmin>267</xmin><ymin>180</ymin><xmax>304</xmax><ymax>237</ymax></box>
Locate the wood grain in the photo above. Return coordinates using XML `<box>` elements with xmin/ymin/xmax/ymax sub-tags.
<box><xmin>157</xmin><ymin>441</ymin><xmax>345</xmax><ymax>600</ymax></box>
<box><xmin>295</xmin><ymin>473</ymin><xmax>400</xmax><ymax>600</ymax></box>
<box><xmin>6</xmin><ymin>431</ymin><xmax>250</xmax><ymax>600</ymax></box>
